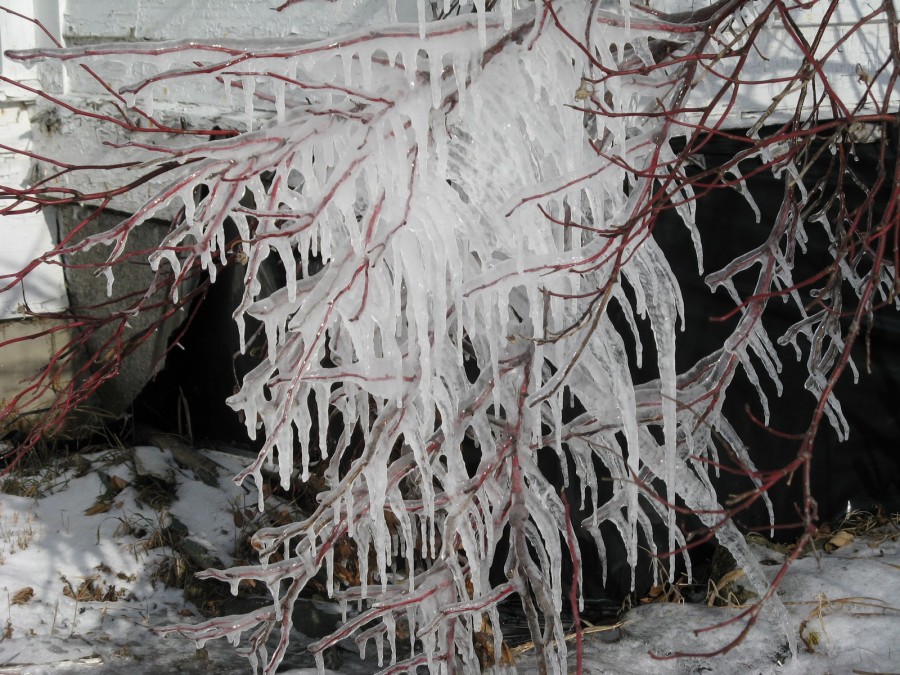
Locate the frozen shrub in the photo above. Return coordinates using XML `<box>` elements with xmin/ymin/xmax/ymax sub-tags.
<box><xmin>1</xmin><ymin>1</ymin><xmax>898</xmax><ymax>672</ymax></box>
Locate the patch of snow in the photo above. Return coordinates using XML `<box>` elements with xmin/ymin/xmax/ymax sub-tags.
<box><xmin>0</xmin><ymin>445</ymin><xmax>896</xmax><ymax>673</ymax></box>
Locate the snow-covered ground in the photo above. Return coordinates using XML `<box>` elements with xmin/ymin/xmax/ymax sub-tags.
<box><xmin>0</xmin><ymin>444</ymin><xmax>896</xmax><ymax>674</ymax></box>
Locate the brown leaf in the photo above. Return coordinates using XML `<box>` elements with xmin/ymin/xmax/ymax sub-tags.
<box><xmin>11</xmin><ymin>587</ymin><xmax>33</xmax><ymax>605</ymax></box>
<box><xmin>85</xmin><ymin>501</ymin><xmax>112</xmax><ymax>516</ymax></box>
<box><xmin>640</xmin><ymin>584</ymin><xmax>667</xmax><ymax>604</ymax></box>
<box><xmin>332</xmin><ymin>561</ymin><xmax>358</xmax><ymax>586</ymax></box>
<box><xmin>825</xmin><ymin>530</ymin><xmax>854</xmax><ymax>553</ymax></box>
<box><xmin>109</xmin><ymin>475</ymin><xmax>128</xmax><ymax>493</ymax></box>
<box><xmin>473</xmin><ymin>616</ymin><xmax>514</xmax><ymax>668</ymax></box>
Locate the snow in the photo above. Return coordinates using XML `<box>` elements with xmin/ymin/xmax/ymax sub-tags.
<box><xmin>0</xmin><ymin>446</ymin><xmax>385</xmax><ymax>673</ymax></box>
<box><xmin>0</xmin><ymin>446</ymin><xmax>896</xmax><ymax>673</ymax></box>
<box><xmin>526</xmin><ymin>529</ymin><xmax>900</xmax><ymax>674</ymax></box>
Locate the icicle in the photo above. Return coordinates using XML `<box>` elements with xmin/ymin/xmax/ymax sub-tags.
<box><xmin>406</xmin><ymin>605</ymin><xmax>416</xmax><ymax>652</ymax></box>
<box><xmin>242</xmin><ymin>75</ymin><xmax>256</xmax><ymax>131</ymax></box>
<box><xmin>321</xmin><ymin>137</ymin><xmax>335</xmax><ymax>173</ymax></box>
<box><xmin>341</xmin><ymin>51</ymin><xmax>353</xmax><ymax>86</ymax></box>
<box><xmin>297</xmin><ymin>408</ymin><xmax>311</xmax><ymax>483</ymax></box>
<box><xmin>316</xmin><ymin>383</ymin><xmax>330</xmax><ymax>460</ymax></box>
<box><xmin>102</xmin><ymin>266</ymin><xmax>115</xmax><ymax>297</ymax></box>
<box><xmin>359</xmin><ymin>531</ymin><xmax>370</xmax><ymax>601</ymax></box>
<box><xmin>417</xmin><ymin>0</ymin><xmax>427</xmax><ymax>38</ymax></box>
<box><xmin>728</xmin><ymin>165</ymin><xmax>761</xmax><ymax>223</ymax></box>
<box><xmin>143</xmin><ymin>87</ymin><xmax>155</xmax><ymax>118</ymax></box>
<box><xmin>274</xmin><ymin>425</ymin><xmax>294</xmax><ymax>490</ymax></box>
<box><xmin>325</xmin><ymin>545</ymin><xmax>334</xmax><ymax>597</ymax></box>
<box><xmin>552</xmin><ymin>389</ymin><xmax>566</xmax><ymax>483</ymax></box>
<box><xmin>358</xmin><ymin>47</ymin><xmax>374</xmax><ymax>91</ymax></box>
<box><xmin>452</xmin><ymin>52</ymin><xmax>468</xmax><ymax>112</ymax></box>
<box><xmin>252</xmin><ymin>469</ymin><xmax>264</xmax><ymax>511</ymax></box>
<box><xmin>346</xmin><ymin>480</ymin><xmax>357</xmax><ymax>537</ymax></box>
<box><xmin>274</xmin><ymin>78</ymin><xmax>285</xmax><ymax>123</ymax></box>
<box><xmin>655</xmin><ymin>312</ymin><xmax>677</xmax><ymax>580</ymax></box>
<box><xmin>359</xmin><ymin>634</ymin><xmax>368</xmax><ymax>660</ymax></box>
<box><xmin>384</xmin><ymin>612</ymin><xmax>397</xmax><ymax>664</ymax></box>
<box><xmin>740</xmin><ymin>352</ymin><xmax>770</xmax><ymax>425</ymax></box>
<box><xmin>221</xmin><ymin>74</ymin><xmax>234</xmax><ymax>108</ymax></box>
<box><xmin>402</xmin><ymin>47</ymin><xmax>418</xmax><ymax>87</ymax></box>
<box><xmin>501</xmin><ymin>0</ymin><xmax>513</xmax><ymax>29</ymax></box>
<box><xmin>364</xmin><ymin>459</ymin><xmax>390</xmax><ymax>590</ymax></box>
<box><xmin>428</xmin><ymin>49</ymin><xmax>443</xmax><ymax>108</ymax></box>
<box><xmin>620</xmin><ymin>0</ymin><xmax>631</xmax><ymax>34</ymax></box>
<box><xmin>474</xmin><ymin>0</ymin><xmax>487</xmax><ymax>45</ymax></box>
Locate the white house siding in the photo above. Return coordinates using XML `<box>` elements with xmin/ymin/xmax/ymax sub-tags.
<box><xmin>682</xmin><ymin>2</ymin><xmax>900</xmax><ymax>128</ymax></box>
<box><xmin>61</xmin><ymin>0</ymin><xmax>400</xmax><ymax>42</ymax></box>
<box><xmin>0</xmin><ymin>103</ymin><xmax>66</xmax><ymax>317</ymax></box>
<box><xmin>0</xmin><ymin>0</ymin><xmax>67</xmax><ymax>319</ymax></box>
<box><xmin>30</xmin><ymin>0</ymin><xmax>898</xmax><ymax>212</ymax></box>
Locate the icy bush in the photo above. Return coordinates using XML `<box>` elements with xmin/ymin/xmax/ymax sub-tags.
<box><xmin>5</xmin><ymin>0</ymin><xmax>899</xmax><ymax>672</ymax></box>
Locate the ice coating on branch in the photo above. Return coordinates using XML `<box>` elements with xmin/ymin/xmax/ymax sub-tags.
<box><xmin>8</xmin><ymin>0</ymin><xmax>841</xmax><ymax>671</ymax></box>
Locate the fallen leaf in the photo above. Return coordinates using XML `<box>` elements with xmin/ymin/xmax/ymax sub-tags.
<box><xmin>825</xmin><ymin>530</ymin><xmax>855</xmax><ymax>553</ymax></box>
<box><xmin>109</xmin><ymin>475</ymin><xmax>128</xmax><ymax>493</ymax></box>
<box><xmin>85</xmin><ymin>501</ymin><xmax>112</xmax><ymax>516</ymax></box>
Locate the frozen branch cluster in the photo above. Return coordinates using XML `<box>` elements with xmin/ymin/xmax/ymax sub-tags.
<box><xmin>4</xmin><ymin>0</ymin><xmax>899</xmax><ymax>672</ymax></box>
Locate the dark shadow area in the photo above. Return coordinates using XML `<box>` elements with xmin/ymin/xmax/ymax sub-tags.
<box><xmin>653</xmin><ymin>129</ymin><xmax>900</xmax><ymax>534</ymax></box>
